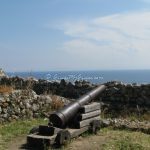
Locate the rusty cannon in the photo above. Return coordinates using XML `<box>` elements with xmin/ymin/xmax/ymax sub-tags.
<box><xmin>27</xmin><ymin>84</ymin><xmax>107</xmax><ymax>148</ymax></box>
<box><xmin>49</xmin><ymin>84</ymin><xmax>106</xmax><ymax>128</ymax></box>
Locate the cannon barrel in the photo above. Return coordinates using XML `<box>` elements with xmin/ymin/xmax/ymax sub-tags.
<box><xmin>49</xmin><ymin>85</ymin><xmax>106</xmax><ymax>128</ymax></box>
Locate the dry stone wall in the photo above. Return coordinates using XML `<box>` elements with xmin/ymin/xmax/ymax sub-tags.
<box><xmin>0</xmin><ymin>90</ymin><xmax>69</xmax><ymax>123</ymax></box>
<box><xmin>0</xmin><ymin>77</ymin><xmax>150</xmax><ymax>120</ymax></box>
<box><xmin>100</xmin><ymin>81</ymin><xmax>150</xmax><ymax>117</ymax></box>
<box><xmin>0</xmin><ymin>77</ymin><xmax>94</xmax><ymax>98</ymax></box>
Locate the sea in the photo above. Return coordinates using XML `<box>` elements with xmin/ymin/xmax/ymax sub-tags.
<box><xmin>7</xmin><ymin>70</ymin><xmax>150</xmax><ymax>84</ymax></box>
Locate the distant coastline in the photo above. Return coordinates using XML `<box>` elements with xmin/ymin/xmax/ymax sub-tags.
<box><xmin>6</xmin><ymin>70</ymin><xmax>150</xmax><ymax>84</ymax></box>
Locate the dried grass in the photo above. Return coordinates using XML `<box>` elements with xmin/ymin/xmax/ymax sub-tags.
<box><xmin>51</xmin><ymin>95</ymin><xmax>64</xmax><ymax>110</ymax></box>
<box><xmin>0</xmin><ymin>85</ymin><xmax>13</xmax><ymax>94</ymax></box>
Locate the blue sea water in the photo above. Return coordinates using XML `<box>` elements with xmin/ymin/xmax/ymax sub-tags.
<box><xmin>7</xmin><ymin>70</ymin><xmax>150</xmax><ymax>84</ymax></box>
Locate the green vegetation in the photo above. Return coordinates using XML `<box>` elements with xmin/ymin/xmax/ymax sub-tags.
<box><xmin>0</xmin><ymin>118</ymin><xmax>47</xmax><ymax>150</ymax></box>
<box><xmin>102</xmin><ymin>128</ymin><xmax>150</xmax><ymax>150</ymax></box>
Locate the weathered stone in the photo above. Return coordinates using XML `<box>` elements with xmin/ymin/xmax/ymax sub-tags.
<box><xmin>3</xmin><ymin>113</ymin><xmax>8</xmax><ymax>118</ymax></box>
<box><xmin>32</xmin><ymin>104</ymin><xmax>39</xmax><ymax>112</ymax></box>
<box><xmin>26</xmin><ymin>109</ymin><xmax>33</xmax><ymax>118</ymax></box>
<box><xmin>45</xmin><ymin>96</ymin><xmax>52</xmax><ymax>104</ymax></box>
<box><xmin>26</xmin><ymin>103</ymin><xmax>31</xmax><ymax>109</ymax></box>
<box><xmin>23</xmin><ymin>99</ymin><xmax>30</xmax><ymax>105</ymax></box>
<box><xmin>2</xmin><ymin>108</ymin><xmax>7</xmax><ymax>114</ymax></box>
<box><xmin>21</xmin><ymin>109</ymin><xmax>26</xmax><ymax>115</ymax></box>
<box><xmin>19</xmin><ymin>102</ymin><xmax>24</xmax><ymax>109</ymax></box>
<box><xmin>12</xmin><ymin>115</ymin><xmax>18</xmax><ymax>120</ymax></box>
<box><xmin>14</xmin><ymin>107</ymin><xmax>21</xmax><ymax>114</ymax></box>
<box><xmin>0</xmin><ymin>97</ymin><xmax>6</xmax><ymax>103</ymax></box>
<box><xmin>8</xmin><ymin>117</ymin><xmax>12</xmax><ymax>122</ymax></box>
<box><xmin>0</xmin><ymin>106</ymin><xmax>2</xmax><ymax>113</ymax></box>
<box><xmin>3</xmin><ymin>102</ymin><xmax>9</xmax><ymax>108</ymax></box>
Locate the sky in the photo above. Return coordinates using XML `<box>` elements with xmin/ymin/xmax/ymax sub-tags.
<box><xmin>0</xmin><ymin>0</ymin><xmax>150</xmax><ymax>72</ymax></box>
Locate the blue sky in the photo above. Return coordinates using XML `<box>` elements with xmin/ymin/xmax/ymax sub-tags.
<box><xmin>0</xmin><ymin>0</ymin><xmax>150</xmax><ymax>71</ymax></box>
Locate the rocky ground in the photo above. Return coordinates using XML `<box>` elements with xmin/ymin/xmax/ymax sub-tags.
<box><xmin>101</xmin><ymin>118</ymin><xmax>150</xmax><ymax>134</ymax></box>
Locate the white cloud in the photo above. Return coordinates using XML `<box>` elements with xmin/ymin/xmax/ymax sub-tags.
<box><xmin>58</xmin><ymin>11</ymin><xmax>150</xmax><ymax>69</ymax></box>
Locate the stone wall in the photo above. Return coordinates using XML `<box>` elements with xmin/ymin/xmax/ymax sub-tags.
<box><xmin>0</xmin><ymin>77</ymin><xmax>95</xmax><ymax>98</ymax></box>
<box><xmin>100</xmin><ymin>81</ymin><xmax>150</xmax><ymax>117</ymax></box>
<box><xmin>0</xmin><ymin>77</ymin><xmax>150</xmax><ymax>120</ymax></box>
<box><xmin>0</xmin><ymin>90</ymin><xmax>69</xmax><ymax>123</ymax></box>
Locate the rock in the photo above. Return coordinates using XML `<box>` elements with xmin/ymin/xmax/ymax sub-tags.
<box><xmin>12</xmin><ymin>115</ymin><xmax>18</xmax><ymax>120</ymax></box>
<box><xmin>21</xmin><ymin>109</ymin><xmax>26</xmax><ymax>115</ymax></box>
<box><xmin>8</xmin><ymin>117</ymin><xmax>12</xmax><ymax>122</ymax></box>
<box><xmin>45</xmin><ymin>96</ymin><xmax>52</xmax><ymax>104</ymax></box>
<box><xmin>3</xmin><ymin>102</ymin><xmax>9</xmax><ymax>108</ymax></box>
<box><xmin>26</xmin><ymin>109</ymin><xmax>33</xmax><ymax>118</ymax></box>
<box><xmin>0</xmin><ymin>106</ymin><xmax>2</xmax><ymax>113</ymax></box>
<box><xmin>33</xmin><ymin>113</ymin><xmax>39</xmax><ymax>118</ymax></box>
<box><xmin>14</xmin><ymin>107</ymin><xmax>21</xmax><ymax>114</ymax></box>
<box><xmin>101</xmin><ymin>119</ymin><xmax>111</xmax><ymax>127</ymax></box>
<box><xmin>3</xmin><ymin>113</ymin><xmax>8</xmax><ymax>118</ymax></box>
<box><xmin>23</xmin><ymin>99</ymin><xmax>30</xmax><ymax>105</ymax></box>
<box><xmin>0</xmin><ymin>68</ymin><xmax>6</xmax><ymax>78</ymax></box>
<box><xmin>0</xmin><ymin>97</ymin><xmax>6</xmax><ymax>103</ymax></box>
<box><xmin>39</xmin><ymin>95</ymin><xmax>52</xmax><ymax>104</ymax></box>
<box><xmin>6</xmin><ymin>97</ymin><xmax>10</xmax><ymax>102</ymax></box>
<box><xmin>60</xmin><ymin>79</ymin><xmax>66</xmax><ymax>87</ymax></box>
<box><xmin>2</xmin><ymin>108</ymin><xmax>7</xmax><ymax>114</ymax></box>
<box><xmin>110</xmin><ymin>87</ymin><xmax>119</xmax><ymax>94</ymax></box>
<box><xmin>19</xmin><ymin>102</ymin><xmax>25</xmax><ymax>109</ymax></box>
<box><xmin>32</xmin><ymin>104</ymin><xmax>39</xmax><ymax>112</ymax></box>
<box><xmin>26</xmin><ymin>103</ymin><xmax>31</xmax><ymax>109</ymax></box>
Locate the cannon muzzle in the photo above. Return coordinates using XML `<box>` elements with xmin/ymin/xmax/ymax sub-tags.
<box><xmin>49</xmin><ymin>85</ymin><xmax>106</xmax><ymax>128</ymax></box>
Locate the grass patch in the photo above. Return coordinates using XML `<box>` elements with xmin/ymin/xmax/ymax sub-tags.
<box><xmin>113</xmin><ymin>137</ymin><xmax>144</xmax><ymax>150</ymax></box>
<box><xmin>0</xmin><ymin>118</ymin><xmax>47</xmax><ymax>150</ymax></box>
<box><xmin>0</xmin><ymin>119</ymin><xmax>149</xmax><ymax>150</ymax></box>
<box><xmin>102</xmin><ymin>128</ymin><xmax>150</xmax><ymax>150</ymax></box>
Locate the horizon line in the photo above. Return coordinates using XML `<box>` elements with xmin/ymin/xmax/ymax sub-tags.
<box><xmin>6</xmin><ymin>69</ymin><xmax>150</xmax><ymax>73</ymax></box>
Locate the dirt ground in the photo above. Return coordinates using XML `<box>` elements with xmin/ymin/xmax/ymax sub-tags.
<box><xmin>66</xmin><ymin>133</ymin><xmax>108</xmax><ymax>150</ymax></box>
<box><xmin>8</xmin><ymin>133</ymin><xmax>109</xmax><ymax>150</ymax></box>
<box><xmin>7</xmin><ymin>136</ymin><xmax>27</xmax><ymax>150</ymax></box>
